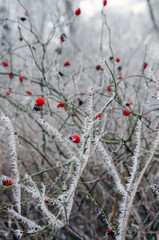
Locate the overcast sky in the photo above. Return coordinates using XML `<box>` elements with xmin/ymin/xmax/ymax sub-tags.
<box><xmin>80</xmin><ymin>0</ymin><xmax>147</xmax><ymax>18</ymax></box>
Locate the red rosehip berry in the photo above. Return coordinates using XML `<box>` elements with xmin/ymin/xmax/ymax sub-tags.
<box><xmin>64</xmin><ymin>61</ymin><xmax>70</xmax><ymax>66</ymax></box>
<box><xmin>71</xmin><ymin>112</ymin><xmax>75</xmax><ymax>116</ymax></box>
<box><xmin>25</xmin><ymin>10</ymin><xmax>29</xmax><ymax>16</ymax></box>
<box><xmin>19</xmin><ymin>36</ymin><xmax>23</xmax><ymax>41</ymax></box>
<box><xmin>143</xmin><ymin>62</ymin><xmax>147</xmax><ymax>70</ymax></box>
<box><xmin>3</xmin><ymin>61</ymin><xmax>9</xmax><ymax>67</ymax></box>
<box><xmin>119</xmin><ymin>75</ymin><xmax>123</xmax><ymax>80</ymax></box>
<box><xmin>123</xmin><ymin>109</ymin><xmax>130</xmax><ymax>116</ymax></box>
<box><xmin>2</xmin><ymin>177</ymin><xmax>14</xmax><ymax>186</ymax></box>
<box><xmin>26</xmin><ymin>90</ymin><xmax>32</xmax><ymax>95</ymax></box>
<box><xmin>44</xmin><ymin>195</ymin><xmax>51</xmax><ymax>203</ymax></box>
<box><xmin>103</xmin><ymin>0</ymin><xmax>107</xmax><ymax>6</ymax></box>
<box><xmin>95</xmin><ymin>113</ymin><xmax>102</xmax><ymax>120</ymax></box>
<box><xmin>60</xmin><ymin>33</ymin><xmax>66</xmax><ymax>42</ymax></box>
<box><xmin>75</xmin><ymin>8</ymin><xmax>81</xmax><ymax>16</ymax></box>
<box><xmin>107</xmin><ymin>227</ymin><xmax>114</xmax><ymax>236</ymax></box>
<box><xmin>70</xmin><ymin>134</ymin><xmax>80</xmax><ymax>143</ymax></box>
<box><xmin>107</xmin><ymin>86</ymin><xmax>112</xmax><ymax>92</ymax></box>
<box><xmin>6</xmin><ymin>91</ymin><xmax>10</xmax><ymax>95</ymax></box>
<box><xmin>19</xmin><ymin>76</ymin><xmax>24</xmax><ymax>82</ymax></box>
<box><xmin>57</xmin><ymin>102</ymin><xmax>66</xmax><ymax>108</ymax></box>
<box><xmin>8</xmin><ymin>73</ymin><xmax>13</xmax><ymax>78</ymax></box>
<box><xmin>35</xmin><ymin>97</ymin><xmax>45</xmax><ymax>107</ymax></box>
<box><xmin>126</xmin><ymin>99</ymin><xmax>133</xmax><ymax>106</ymax></box>
<box><xmin>8</xmin><ymin>88</ymin><xmax>12</xmax><ymax>92</ymax></box>
<box><xmin>32</xmin><ymin>46</ymin><xmax>36</xmax><ymax>50</ymax></box>
<box><xmin>96</xmin><ymin>65</ymin><xmax>104</xmax><ymax>71</ymax></box>
<box><xmin>115</xmin><ymin>57</ymin><xmax>120</xmax><ymax>62</ymax></box>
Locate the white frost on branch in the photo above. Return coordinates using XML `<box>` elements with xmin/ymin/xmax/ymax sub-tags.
<box><xmin>126</xmin><ymin>120</ymin><xmax>142</xmax><ymax>192</ymax></box>
<box><xmin>117</xmin><ymin>124</ymin><xmax>159</xmax><ymax>240</ymax></box>
<box><xmin>0</xmin><ymin>113</ymin><xmax>21</xmax><ymax>214</ymax></box>
<box><xmin>9</xmin><ymin>208</ymin><xmax>41</xmax><ymax>231</ymax></box>
<box><xmin>58</xmin><ymin>88</ymin><xmax>94</xmax><ymax>221</ymax></box>
<box><xmin>22</xmin><ymin>175</ymin><xmax>64</xmax><ymax>229</ymax></box>
<box><xmin>96</xmin><ymin>139</ymin><xmax>126</xmax><ymax>195</ymax></box>
<box><xmin>38</xmin><ymin>119</ymin><xmax>74</xmax><ymax>157</ymax></box>
<box><xmin>117</xmin><ymin>120</ymin><xmax>142</xmax><ymax>240</ymax></box>
<box><xmin>39</xmin><ymin>88</ymin><xmax>95</xmax><ymax>223</ymax></box>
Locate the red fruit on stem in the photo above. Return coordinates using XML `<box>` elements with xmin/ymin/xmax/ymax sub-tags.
<box><xmin>107</xmin><ymin>227</ymin><xmax>114</xmax><ymax>232</ymax></box>
<box><xmin>107</xmin><ymin>87</ymin><xmax>112</xmax><ymax>92</ymax></box>
<box><xmin>19</xmin><ymin>76</ymin><xmax>24</xmax><ymax>82</ymax></box>
<box><xmin>126</xmin><ymin>99</ymin><xmax>133</xmax><ymax>106</ymax></box>
<box><xmin>70</xmin><ymin>134</ymin><xmax>80</xmax><ymax>143</ymax></box>
<box><xmin>8</xmin><ymin>73</ymin><xmax>13</xmax><ymax>78</ymax></box>
<box><xmin>96</xmin><ymin>65</ymin><xmax>104</xmax><ymax>71</ymax></box>
<box><xmin>25</xmin><ymin>10</ymin><xmax>29</xmax><ymax>16</ymax></box>
<box><xmin>71</xmin><ymin>112</ymin><xmax>75</xmax><ymax>117</ymax></box>
<box><xmin>143</xmin><ymin>63</ymin><xmax>147</xmax><ymax>70</ymax></box>
<box><xmin>19</xmin><ymin>36</ymin><xmax>23</xmax><ymax>41</ymax></box>
<box><xmin>75</xmin><ymin>8</ymin><xmax>81</xmax><ymax>16</ymax></box>
<box><xmin>32</xmin><ymin>46</ymin><xmax>36</xmax><ymax>50</ymax></box>
<box><xmin>119</xmin><ymin>75</ymin><xmax>123</xmax><ymax>80</ymax></box>
<box><xmin>2</xmin><ymin>177</ymin><xmax>14</xmax><ymax>186</ymax></box>
<box><xmin>103</xmin><ymin>0</ymin><xmax>107</xmax><ymax>6</ymax></box>
<box><xmin>35</xmin><ymin>97</ymin><xmax>45</xmax><ymax>107</ymax></box>
<box><xmin>60</xmin><ymin>33</ymin><xmax>66</xmax><ymax>42</ymax></box>
<box><xmin>123</xmin><ymin>109</ymin><xmax>130</xmax><ymax>116</ymax></box>
<box><xmin>107</xmin><ymin>227</ymin><xmax>114</xmax><ymax>236</ymax></box>
<box><xmin>64</xmin><ymin>61</ymin><xmax>70</xmax><ymax>66</ymax></box>
<box><xmin>115</xmin><ymin>57</ymin><xmax>120</xmax><ymax>62</ymax></box>
<box><xmin>6</xmin><ymin>91</ymin><xmax>10</xmax><ymax>96</ymax></box>
<box><xmin>8</xmin><ymin>88</ymin><xmax>12</xmax><ymax>92</ymax></box>
<box><xmin>44</xmin><ymin>196</ymin><xmax>51</xmax><ymax>203</ymax></box>
<box><xmin>57</xmin><ymin>102</ymin><xmax>66</xmax><ymax>108</ymax></box>
<box><xmin>3</xmin><ymin>61</ymin><xmax>9</xmax><ymax>67</ymax></box>
<box><xmin>27</xmin><ymin>90</ymin><xmax>32</xmax><ymax>95</ymax></box>
<box><xmin>95</xmin><ymin>113</ymin><xmax>102</xmax><ymax>120</ymax></box>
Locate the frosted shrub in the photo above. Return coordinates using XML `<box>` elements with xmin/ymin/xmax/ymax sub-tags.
<box><xmin>1</xmin><ymin>0</ymin><xmax>159</xmax><ymax>239</ymax></box>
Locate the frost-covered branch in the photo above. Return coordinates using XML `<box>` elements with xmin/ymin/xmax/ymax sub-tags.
<box><xmin>9</xmin><ymin>208</ymin><xmax>42</xmax><ymax>231</ymax></box>
<box><xmin>0</xmin><ymin>113</ymin><xmax>21</xmax><ymax>214</ymax></box>
<box><xmin>96</xmin><ymin>139</ymin><xmax>126</xmax><ymax>195</ymax></box>
<box><xmin>126</xmin><ymin>120</ymin><xmax>142</xmax><ymax>192</ymax></box>
<box><xmin>117</xmin><ymin>127</ymin><xmax>159</xmax><ymax>240</ymax></box>
<box><xmin>39</xmin><ymin>88</ymin><xmax>95</xmax><ymax>222</ymax></box>
<box><xmin>38</xmin><ymin>119</ymin><xmax>74</xmax><ymax>157</ymax></box>
<box><xmin>22</xmin><ymin>175</ymin><xmax>64</xmax><ymax>229</ymax></box>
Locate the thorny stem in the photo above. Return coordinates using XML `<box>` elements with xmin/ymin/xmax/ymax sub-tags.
<box><xmin>66</xmin><ymin>224</ymin><xmax>88</xmax><ymax>240</ymax></box>
<box><xmin>79</xmin><ymin>177</ymin><xmax>110</xmax><ymax>225</ymax></box>
<box><xmin>19</xmin><ymin>135</ymin><xmax>52</xmax><ymax>167</ymax></box>
<box><xmin>101</xmin><ymin>10</ymin><xmax>115</xmax><ymax>74</ymax></box>
<box><xmin>78</xmin><ymin>169</ymin><xmax>107</xmax><ymax>211</ymax></box>
<box><xmin>31</xmin><ymin>163</ymin><xmax>71</xmax><ymax>178</ymax></box>
<box><xmin>122</xmin><ymin>132</ymin><xmax>159</xmax><ymax>239</ymax></box>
